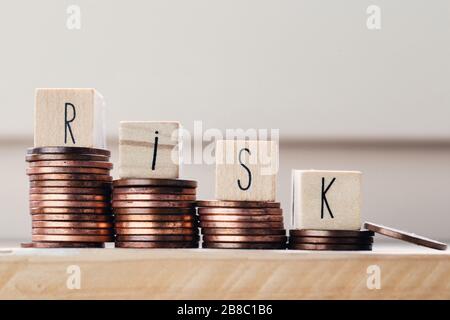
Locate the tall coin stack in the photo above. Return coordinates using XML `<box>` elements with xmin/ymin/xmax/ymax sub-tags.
<box><xmin>288</xmin><ymin>229</ymin><xmax>374</xmax><ymax>251</ymax></box>
<box><xmin>24</xmin><ymin>147</ymin><xmax>114</xmax><ymax>248</ymax></box>
<box><xmin>197</xmin><ymin>200</ymin><xmax>287</xmax><ymax>249</ymax></box>
<box><xmin>112</xmin><ymin>178</ymin><xmax>199</xmax><ymax>248</ymax></box>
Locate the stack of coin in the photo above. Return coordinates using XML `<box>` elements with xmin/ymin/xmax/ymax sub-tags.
<box><xmin>197</xmin><ymin>200</ymin><xmax>287</xmax><ymax>249</ymax></box>
<box><xmin>112</xmin><ymin>178</ymin><xmax>199</xmax><ymax>248</ymax></box>
<box><xmin>288</xmin><ymin>229</ymin><xmax>374</xmax><ymax>251</ymax></box>
<box><xmin>24</xmin><ymin>147</ymin><xmax>114</xmax><ymax>248</ymax></box>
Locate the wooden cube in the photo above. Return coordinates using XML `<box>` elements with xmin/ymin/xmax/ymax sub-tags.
<box><xmin>292</xmin><ymin>170</ymin><xmax>362</xmax><ymax>230</ymax></box>
<box><xmin>34</xmin><ymin>88</ymin><xmax>106</xmax><ymax>148</ymax></box>
<box><xmin>215</xmin><ymin>140</ymin><xmax>278</xmax><ymax>201</ymax></box>
<box><xmin>119</xmin><ymin>121</ymin><xmax>180</xmax><ymax>179</ymax></box>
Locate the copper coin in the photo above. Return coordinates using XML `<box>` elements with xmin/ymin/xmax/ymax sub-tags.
<box><xmin>32</xmin><ymin>234</ymin><xmax>113</xmax><ymax>243</ymax></box>
<box><xmin>202</xmin><ymin>228</ymin><xmax>286</xmax><ymax>236</ymax></box>
<box><xmin>26</xmin><ymin>154</ymin><xmax>109</xmax><ymax>162</ymax></box>
<box><xmin>288</xmin><ymin>243</ymin><xmax>372</xmax><ymax>251</ymax></box>
<box><xmin>30</xmin><ymin>200</ymin><xmax>109</xmax><ymax>208</ymax></box>
<box><xmin>30</xmin><ymin>207</ymin><xmax>110</xmax><ymax>215</ymax></box>
<box><xmin>32</xmin><ymin>214</ymin><xmax>112</xmax><ymax>222</ymax></box>
<box><xmin>29</xmin><ymin>160</ymin><xmax>113</xmax><ymax>169</ymax></box>
<box><xmin>364</xmin><ymin>222</ymin><xmax>447</xmax><ymax>250</ymax></box>
<box><xmin>115</xmin><ymin>221</ymin><xmax>195</xmax><ymax>228</ymax></box>
<box><xmin>32</xmin><ymin>221</ymin><xmax>113</xmax><ymax>229</ymax></box>
<box><xmin>289</xmin><ymin>229</ymin><xmax>374</xmax><ymax>238</ymax></box>
<box><xmin>32</xmin><ymin>228</ymin><xmax>113</xmax><ymax>235</ymax></box>
<box><xmin>27</xmin><ymin>167</ymin><xmax>110</xmax><ymax>175</ymax></box>
<box><xmin>29</xmin><ymin>174</ymin><xmax>112</xmax><ymax>181</ymax></box>
<box><xmin>198</xmin><ymin>207</ymin><xmax>282</xmax><ymax>215</ymax></box>
<box><xmin>114</xmin><ymin>214</ymin><xmax>195</xmax><ymax>222</ymax></box>
<box><xmin>30</xmin><ymin>187</ymin><xmax>111</xmax><ymax>195</ymax></box>
<box><xmin>113</xmin><ymin>187</ymin><xmax>196</xmax><ymax>195</ymax></box>
<box><xmin>200</xmin><ymin>221</ymin><xmax>284</xmax><ymax>229</ymax></box>
<box><xmin>203</xmin><ymin>235</ymin><xmax>287</xmax><ymax>243</ymax></box>
<box><xmin>289</xmin><ymin>236</ymin><xmax>373</xmax><ymax>245</ymax></box>
<box><xmin>197</xmin><ymin>200</ymin><xmax>280</xmax><ymax>208</ymax></box>
<box><xmin>29</xmin><ymin>194</ymin><xmax>109</xmax><ymax>201</ymax></box>
<box><xmin>203</xmin><ymin>242</ymin><xmax>286</xmax><ymax>249</ymax></box>
<box><xmin>112</xmin><ymin>200</ymin><xmax>194</xmax><ymax>208</ymax></box>
<box><xmin>28</xmin><ymin>147</ymin><xmax>110</xmax><ymax>156</ymax></box>
<box><xmin>30</xmin><ymin>180</ymin><xmax>112</xmax><ymax>188</ymax></box>
<box><xmin>113</xmin><ymin>194</ymin><xmax>196</xmax><ymax>201</ymax></box>
<box><xmin>21</xmin><ymin>242</ymin><xmax>105</xmax><ymax>248</ymax></box>
<box><xmin>113</xmin><ymin>207</ymin><xmax>195</xmax><ymax>215</ymax></box>
<box><xmin>116</xmin><ymin>235</ymin><xmax>198</xmax><ymax>242</ymax></box>
<box><xmin>200</xmin><ymin>215</ymin><xmax>283</xmax><ymax>222</ymax></box>
<box><xmin>115</xmin><ymin>241</ymin><xmax>198</xmax><ymax>249</ymax></box>
<box><xmin>115</xmin><ymin>228</ymin><xmax>198</xmax><ymax>235</ymax></box>
<box><xmin>114</xmin><ymin>179</ymin><xmax>197</xmax><ymax>188</ymax></box>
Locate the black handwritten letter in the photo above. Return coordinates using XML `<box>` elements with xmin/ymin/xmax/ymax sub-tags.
<box><xmin>64</xmin><ymin>103</ymin><xmax>76</xmax><ymax>144</ymax></box>
<box><xmin>151</xmin><ymin>131</ymin><xmax>159</xmax><ymax>170</ymax></box>
<box><xmin>321</xmin><ymin>177</ymin><xmax>336</xmax><ymax>219</ymax></box>
<box><xmin>237</xmin><ymin>148</ymin><xmax>252</xmax><ymax>191</ymax></box>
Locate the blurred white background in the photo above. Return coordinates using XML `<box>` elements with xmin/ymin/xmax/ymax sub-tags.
<box><xmin>0</xmin><ymin>0</ymin><xmax>449</xmax><ymax>242</ymax></box>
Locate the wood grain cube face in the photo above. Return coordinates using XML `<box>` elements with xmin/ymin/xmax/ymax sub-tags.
<box><xmin>119</xmin><ymin>121</ymin><xmax>180</xmax><ymax>179</ymax></box>
<box><xmin>34</xmin><ymin>88</ymin><xmax>106</xmax><ymax>148</ymax></box>
<box><xmin>215</xmin><ymin>140</ymin><xmax>278</xmax><ymax>201</ymax></box>
<box><xmin>292</xmin><ymin>170</ymin><xmax>362</xmax><ymax>230</ymax></box>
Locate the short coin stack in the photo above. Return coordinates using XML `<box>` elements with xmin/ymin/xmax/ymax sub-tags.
<box><xmin>197</xmin><ymin>200</ymin><xmax>287</xmax><ymax>249</ymax></box>
<box><xmin>288</xmin><ymin>229</ymin><xmax>374</xmax><ymax>251</ymax></box>
<box><xmin>24</xmin><ymin>147</ymin><xmax>114</xmax><ymax>248</ymax></box>
<box><xmin>112</xmin><ymin>178</ymin><xmax>199</xmax><ymax>248</ymax></box>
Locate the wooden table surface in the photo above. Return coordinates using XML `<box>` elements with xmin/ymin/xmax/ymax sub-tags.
<box><xmin>0</xmin><ymin>243</ymin><xmax>448</xmax><ymax>299</ymax></box>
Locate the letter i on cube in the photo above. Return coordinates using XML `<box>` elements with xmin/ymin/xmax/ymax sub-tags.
<box><xmin>119</xmin><ymin>121</ymin><xmax>181</xmax><ymax>179</ymax></box>
<box><xmin>291</xmin><ymin>170</ymin><xmax>362</xmax><ymax>230</ymax></box>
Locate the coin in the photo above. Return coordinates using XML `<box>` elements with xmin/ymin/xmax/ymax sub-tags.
<box><xmin>32</xmin><ymin>221</ymin><xmax>113</xmax><ymax>229</ymax></box>
<box><xmin>29</xmin><ymin>160</ymin><xmax>113</xmax><ymax>169</ymax></box>
<box><xmin>289</xmin><ymin>229</ymin><xmax>374</xmax><ymax>238</ymax></box>
<box><xmin>364</xmin><ymin>222</ymin><xmax>447</xmax><ymax>250</ymax></box>
<box><xmin>113</xmin><ymin>187</ymin><xmax>196</xmax><ymax>195</ymax></box>
<box><xmin>198</xmin><ymin>207</ymin><xmax>282</xmax><ymax>215</ymax></box>
<box><xmin>197</xmin><ymin>200</ymin><xmax>280</xmax><ymax>208</ymax></box>
<box><xmin>200</xmin><ymin>215</ymin><xmax>283</xmax><ymax>222</ymax></box>
<box><xmin>29</xmin><ymin>174</ymin><xmax>112</xmax><ymax>181</ymax></box>
<box><xmin>114</xmin><ymin>179</ymin><xmax>197</xmax><ymax>188</ymax></box>
<box><xmin>30</xmin><ymin>187</ymin><xmax>110</xmax><ymax>195</ymax></box>
<box><xmin>31</xmin><ymin>214</ymin><xmax>112</xmax><ymax>221</ymax></box>
<box><xmin>112</xmin><ymin>200</ymin><xmax>194</xmax><ymax>208</ymax></box>
<box><xmin>115</xmin><ymin>228</ymin><xmax>197</xmax><ymax>235</ymax></box>
<box><xmin>21</xmin><ymin>242</ymin><xmax>105</xmax><ymax>248</ymax></box>
<box><xmin>30</xmin><ymin>207</ymin><xmax>110</xmax><ymax>215</ymax></box>
<box><xmin>114</xmin><ymin>214</ymin><xmax>195</xmax><ymax>222</ymax></box>
<box><xmin>115</xmin><ymin>221</ymin><xmax>195</xmax><ymax>229</ymax></box>
<box><xmin>202</xmin><ymin>242</ymin><xmax>286</xmax><ymax>249</ymax></box>
<box><xmin>32</xmin><ymin>228</ymin><xmax>113</xmax><ymax>235</ymax></box>
<box><xmin>113</xmin><ymin>194</ymin><xmax>196</xmax><ymax>201</ymax></box>
<box><xmin>113</xmin><ymin>207</ymin><xmax>195</xmax><ymax>215</ymax></box>
<box><xmin>27</xmin><ymin>167</ymin><xmax>110</xmax><ymax>175</ymax></box>
<box><xmin>201</xmin><ymin>228</ymin><xmax>286</xmax><ymax>236</ymax></box>
<box><xmin>26</xmin><ymin>154</ymin><xmax>109</xmax><ymax>162</ymax></box>
<box><xmin>288</xmin><ymin>243</ymin><xmax>372</xmax><ymax>251</ymax></box>
<box><xmin>200</xmin><ymin>221</ymin><xmax>284</xmax><ymax>229</ymax></box>
<box><xmin>32</xmin><ymin>234</ymin><xmax>113</xmax><ymax>242</ymax></box>
<box><xmin>289</xmin><ymin>236</ymin><xmax>373</xmax><ymax>245</ymax></box>
<box><xmin>115</xmin><ymin>241</ymin><xmax>198</xmax><ymax>248</ymax></box>
<box><xmin>203</xmin><ymin>235</ymin><xmax>287</xmax><ymax>243</ymax></box>
<box><xmin>116</xmin><ymin>235</ymin><xmax>198</xmax><ymax>242</ymax></box>
<box><xmin>29</xmin><ymin>194</ymin><xmax>109</xmax><ymax>201</ymax></box>
<box><xmin>28</xmin><ymin>147</ymin><xmax>110</xmax><ymax>156</ymax></box>
<box><xmin>30</xmin><ymin>200</ymin><xmax>109</xmax><ymax>208</ymax></box>
<box><xmin>30</xmin><ymin>180</ymin><xmax>112</xmax><ymax>188</ymax></box>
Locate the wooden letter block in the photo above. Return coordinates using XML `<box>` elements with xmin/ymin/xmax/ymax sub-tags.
<box><xmin>215</xmin><ymin>140</ymin><xmax>278</xmax><ymax>201</ymax></box>
<box><xmin>119</xmin><ymin>121</ymin><xmax>180</xmax><ymax>179</ymax></box>
<box><xmin>34</xmin><ymin>88</ymin><xmax>106</xmax><ymax>148</ymax></box>
<box><xmin>292</xmin><ymin>170</ymin><xmax>362</xmax><ymax>230</ymax></box>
